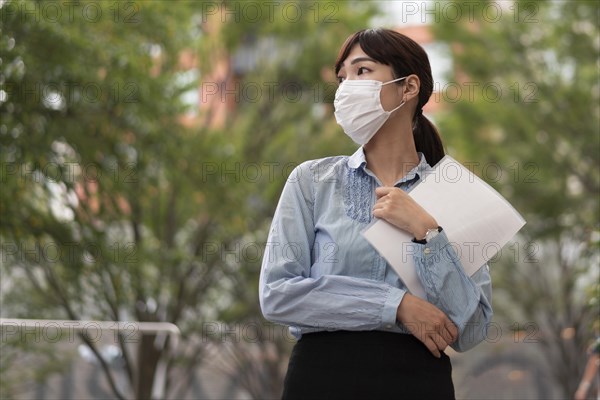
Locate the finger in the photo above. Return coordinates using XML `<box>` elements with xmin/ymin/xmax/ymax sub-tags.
<box><xmin>444</xmin><ymin>320</ymin><xmax>458</xmax><ymax>343</ymax></box>
<box><xmin>375</xmin><ymin>186</ymin><xmax>394</xmax><ymax>198</ymax></box>
<box><xmin>441</xmin><ymin>326</ymin><xmax>455</xmax><ymax>345</ymax></box>
<box><xmin>424</xmin><ymin>337</ymin><xmax>441</xmax><ymax>358</ymax></box>
<box><xmin>373</xmin><ymin>196</ymin><xmax>388</xmax><ymax>206</ymax></box>
<box><xmin>372</xmin><ymin>202</ymin><xmax>385</xmax><ymax>212</ymax></box>
<box><xmin>372</xmin><ymin>209</ymin><xmax>389</xmax><ymax>221</ymax></box>
<box><xmin>431</xmin><ymin>333</ymin><xmax>450</xmax><ymax>352</ymax></box>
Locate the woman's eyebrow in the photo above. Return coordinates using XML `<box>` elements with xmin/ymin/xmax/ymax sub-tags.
<box><xmin>349</xmin><ymin>57</ymin><xmax>377</xmax><ymax>65</ymax></box>
<box><xmin>339</xmin><ymin>56</ymin><xmax>377</xmax><ymax>71</ymax></box>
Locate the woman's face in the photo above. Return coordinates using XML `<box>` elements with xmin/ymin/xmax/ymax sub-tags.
<box><xmin>336</xmin><ymin>44</ymin><xmax>404</xmax><ymax>112</ymax></box>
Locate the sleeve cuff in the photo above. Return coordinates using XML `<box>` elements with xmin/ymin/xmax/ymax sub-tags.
<box><xmin>381</xmin><ymin>286</ymin><xmax>406</xmax><ymax>330</ymax></box>
<box><xmin>413</xmin><ymin>230</ymin><xmax>460</xmax><ymax>265</ymax></box>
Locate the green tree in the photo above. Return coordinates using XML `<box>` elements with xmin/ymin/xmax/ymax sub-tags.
<box><xmin>1</xmin><ymin>1</ymin><xmax>377</xmax><ymax>398</ymax></box>
<box><xmin>432</xmin><ymin>1</ymin><xmax>600</xmax><ymax>397</ymax></box>
<box><xmin>1</xmin><ymin>1</ymin><xmax>215</xmax><ymax>397</ymax></box>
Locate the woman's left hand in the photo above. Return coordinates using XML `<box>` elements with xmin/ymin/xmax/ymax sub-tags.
<box><xmin>372</xmin><ymin>186</ymin><xmax>437</xmax><ymax>239</ymax></box>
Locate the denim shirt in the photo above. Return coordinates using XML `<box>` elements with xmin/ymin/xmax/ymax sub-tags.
<box><xmin>259</xmin><ymin>147</ymin><xmax>493</xmax><ymax>352</ymax></box>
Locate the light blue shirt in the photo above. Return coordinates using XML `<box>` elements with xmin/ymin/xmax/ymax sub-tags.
<box><xmin>259</xmin><ymin>147</ymin><xmax>493</xmax><ymax>352</ymax></box>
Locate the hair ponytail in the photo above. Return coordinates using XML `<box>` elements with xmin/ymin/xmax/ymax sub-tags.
<box><xmin>413</xmin><ymin>113</ymin><xmax>445</xmax><ymax>166</ymax></box>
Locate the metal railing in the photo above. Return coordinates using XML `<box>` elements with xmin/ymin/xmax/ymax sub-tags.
<box><xmin>0</xmin><ymin>318</ymin><xmax>181</xmax><ymax>399</ymax></box>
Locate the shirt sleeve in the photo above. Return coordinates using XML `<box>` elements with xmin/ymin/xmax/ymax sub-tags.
<box><xmin>259</xmin><ymin>163</ymin><xmax>406</xmax><ymax>332</ymax></box>
<box><xmin>412</xmin><ymin>231</ymin><xmax>493</xmax><ymax>352</ymax></box>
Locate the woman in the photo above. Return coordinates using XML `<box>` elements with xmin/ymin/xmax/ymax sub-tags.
<box><xmin>575</xmin><ymin>336</ymin><xmax>600</xmax><ymax>400</ymax></box>
<box><xmin>259</xmin><ymin>28</ymin><xmax>493</xmax><ymax>399</ymax></box>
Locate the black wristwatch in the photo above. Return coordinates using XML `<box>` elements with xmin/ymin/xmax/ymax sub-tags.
<box><xmin>412</xmin><ymin>226</ymin><xmax>443</xmax><ymax>244</ymax></box>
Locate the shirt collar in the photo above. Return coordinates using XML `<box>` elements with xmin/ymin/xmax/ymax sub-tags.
<box><xmin>402</xmin><ymin>152</ymin><xmax>431</xmax><ymax>184</ymax></box>
<box><xmin>348</xmin><ymin>146</ymin><xmax>367</xmax><ymax>169</ymax></box>
<box><xmin>347</xmin><ymin>146</ymin><xmax>431</xmax><ymax>184</ymax></box>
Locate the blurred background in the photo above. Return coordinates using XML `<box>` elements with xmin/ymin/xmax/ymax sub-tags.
<box><xmin>1</xmin><ymin>0</ymin><xmax>598</xmax><ymax>399</ymax></box>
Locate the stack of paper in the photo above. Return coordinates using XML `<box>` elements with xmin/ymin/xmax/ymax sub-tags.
<box><xmin>362</xmin><ymin>155</ymin><xmax>526</xmax><ymax>299</ymax></box>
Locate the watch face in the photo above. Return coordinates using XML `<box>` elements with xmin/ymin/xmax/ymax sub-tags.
<box><xmin>425</xmin><ymin>229</ymin><xmax>439</xmax><ymax>241</ymax></box>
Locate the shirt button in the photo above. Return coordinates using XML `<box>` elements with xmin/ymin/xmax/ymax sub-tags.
<box><xmin>424</xmin><ymin>248</ymin><xmax>431</xmax><ymax>255</ymax></box>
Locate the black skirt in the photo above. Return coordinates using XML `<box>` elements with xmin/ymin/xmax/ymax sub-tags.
<box><xmin>282</xmin><ymin>330</ymin><xmax>455</xmax><ymax>400</ymax></box>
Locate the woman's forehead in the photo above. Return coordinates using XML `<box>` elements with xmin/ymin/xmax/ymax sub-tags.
<box><xmin>339</xmin><ymin>45</ymin><xmax>376</xmax><ymax>69</ymax></box>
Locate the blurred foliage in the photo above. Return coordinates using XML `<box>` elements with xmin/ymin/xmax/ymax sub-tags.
<box><xmin>0</xmin><ymin>0</ymin><xmax>376</xmax><ymax>398</ymax></box>
<box><xmin>432</xmin><ymin>0</ymin><xmax>599</xmax><ymax>397</ymax></box>
<box><xmin>431</xmin><ymin>0</ymin><xmax>599</xmax><ymax>238</ymax></box>
<box><xmin>5</xmin><ymin>0</ymin><xmax>597</xmax><ymax>398</ymax></box>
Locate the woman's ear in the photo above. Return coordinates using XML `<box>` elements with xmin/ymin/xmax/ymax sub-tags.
<box><xmin>401</xmin><ymin>74</ymin><xmax>421</xmax><ymax>101</ymax></box>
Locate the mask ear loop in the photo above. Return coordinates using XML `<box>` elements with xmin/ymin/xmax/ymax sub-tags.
<box><xmin>382</xmin><ymin>76</ymin><xmax>408</xmax><ymax>86</ymax></box>
<box><xmin>384</xmin><ymin>76</ymin><xmax>408</xmax><ymax>114</ymax></box>
<box><xmin>389</xmin><ymin>99</ymin><xmax>406</xmax><ymax>113</ymax></box>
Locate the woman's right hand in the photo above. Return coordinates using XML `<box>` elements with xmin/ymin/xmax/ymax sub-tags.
<box><xmin>396</xmin><ymin>293</ymin><xmax>458</xmax><ymax>358</ymax></box>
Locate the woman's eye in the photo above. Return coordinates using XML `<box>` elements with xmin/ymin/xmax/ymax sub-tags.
<box><xmin>357</xmin><ymin>67</ymin><xmax>369</xmax><ymax>75</ymax></box>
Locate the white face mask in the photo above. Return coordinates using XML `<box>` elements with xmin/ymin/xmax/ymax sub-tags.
<box><xmin>334</xmin><ymin>77</ymin><xmax>406</xmax><ymax>145</ymax></box>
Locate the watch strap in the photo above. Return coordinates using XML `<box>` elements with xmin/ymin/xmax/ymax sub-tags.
<box><xmin>412</xmin><ymin>226</ymin><xmax>443</xmax><ymax>244</ymax></box>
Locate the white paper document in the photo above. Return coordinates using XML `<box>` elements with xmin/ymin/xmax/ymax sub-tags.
<box><xmin>361</xmin><ymin>155</ymin><xmax>526</xmax><ymax>299</ymax></box>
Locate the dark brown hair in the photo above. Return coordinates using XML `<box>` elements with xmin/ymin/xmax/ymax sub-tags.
<box><xmin>335</xmin><ymin>28</ymin><xmax>445</xmax><ymax>165</ymax></box>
